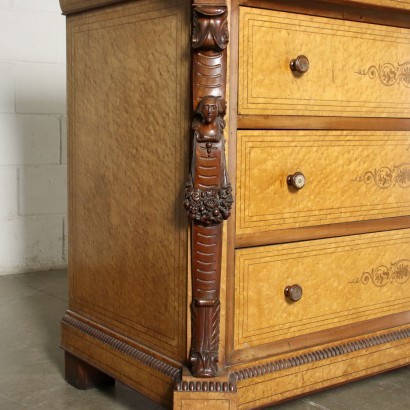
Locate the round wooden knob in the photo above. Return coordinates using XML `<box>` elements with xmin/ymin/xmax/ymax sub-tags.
<box><xmin>287</xmin><ymin>172</ymin><xmax>306</xmax><ymax>190</ymax></box>
<box><xmin>290</xmin><ymin>55</ymin><xmax>309</xmax><ymax>73</ymax></box>
<box><xmin>284</xmin><ymin>284</ymin><xmax>303</xmax><ymax>302</ymax></box>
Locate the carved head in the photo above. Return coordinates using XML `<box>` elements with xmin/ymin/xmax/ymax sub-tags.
<box><xmin>197</xmin><ymin>96</ymin><xmax>225</xmax><ymax>124</ymax></box>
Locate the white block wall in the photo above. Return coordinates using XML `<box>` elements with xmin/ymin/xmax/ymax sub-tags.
<box><xmin>0</xmin><ymin>0</ymin><xmax>67</xmax><ymax>275</ymax></box>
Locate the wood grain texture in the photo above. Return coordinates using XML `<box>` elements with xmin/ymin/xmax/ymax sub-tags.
<box><xmin>61</xmin><ymin>314</ymin><xmax>179</xmax><ymax>407</ymax></box>
<box><xmin>237</xmin><ymin>115</ymin><xmax>410</xmax><ymax>130</ymax></box>
<box><xmin>236</xmin><ymin>131</ymin><xmax>410</xmax><ymax>236</ymax></box>
<box><xmin>227</xmin><ymin>311</ymin><xmax>410</xmax><ymax>364</ymax></box>
<box><xmin>61</xmin><ymin>0</ymin><xmax>410</xmax><ymax>406</ymax></box>
<box><xmin>59</xmin><ymin>0</ymin><xmax>125</xmax><ymax>14</ymax></box>
<box><xmin>232</xmin><ymin>325</ymin><xmax>410</xmax><ymax>409</ymax></box>
<box><xmin>67</xmin><ymin>0</ymin><xmax>190</xmax><ymax>361</ymax></box>
<box><xmin>60</xmin><ymin>0</ymin><xmax>410</xmax><ymax>15</ymax></box>
<box><xmin>231</xmin><ymin>327</ymin><xmax>410</xmax><ymax>381</ymax></box>
<box><xmin>234</xmin><ymin>229</ymin><xmax>410</xmax><ymax>350</ymax></box>
<box><xmin>239</xmin><ymin>0</ymin><xmax>410</xmax><ymax>27</ymax></box>
<box><xmin>344</xmin><ymin>0</ymin><xmax>410</xmax><ymax>9</ymax></box>
<box><xmin>62</xmin><ymin>313</ymin><xmax>182</xmax><ymax>378</ymax></box>
<box><xmin>239</xmin><ymin>7</ymin><xmax>410</xmax><ymax>117</ymax></box>
<box><xmin>236</xmin><ymin>216</ymin><xmax>410</xmax><ymax>248</ymax></box>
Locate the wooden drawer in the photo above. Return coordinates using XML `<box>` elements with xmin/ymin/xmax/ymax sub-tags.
<box><xmin>236</xmin><ymin>130</ymin><xmax>410</xmax><ymax>237</ymax></box>
<box><xmin>234</xmin><ymin>229</ymin><xmax>410</xmax><ymax>350</ymax></box>
<box><xmin>238</xmin><ymin>7</ymin><xmax>410</xmax><ymax>118</ymax></box>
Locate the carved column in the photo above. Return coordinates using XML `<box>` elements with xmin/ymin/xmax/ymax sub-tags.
<box><xmin>183</xmin><ymin>3</ymin><xmax>232</xmax><ymax>378</ymax></box>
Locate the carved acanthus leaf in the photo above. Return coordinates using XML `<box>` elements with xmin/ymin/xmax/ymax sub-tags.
<box><xmin>192</xmin><ymin>6</ymin><xmax>229</xmax><ymax>51</ymax></box>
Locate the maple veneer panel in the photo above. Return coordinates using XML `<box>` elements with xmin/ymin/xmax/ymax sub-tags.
<box><xmin>67</xmin><ymin>0</ymin><xmax>190</xmax><ymax>361</ymax></box>
<box><xmin>238</xmin><ymin>7</ymin><xmax>410</xmax><ymax>117</ymax></box>
<box><xmin>234</xmin><ymin>229</ymin><xmax>410</xmax><ymax>349</ymax></box>
<box><xmin>236</xmin><ymin>130</ymin><xmax>410</xmax><ymax>236</ymax></box>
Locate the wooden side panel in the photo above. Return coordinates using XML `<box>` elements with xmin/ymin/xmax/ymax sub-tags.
<box><xmin>67</xmin><ymin>0</ymin><xmax>190</xmax><ymax>361</ymax></box>
<box><xmin>236</xmin><ymin>131</ymin><xmax>410</xmax><ymax>236</ymax></box>
<box><xmin>238</xmin><ymin>7</ymin><xmax>410</xmax><ymax>117</ymax></box>
<box><xmin>234</xmin><ymin>229</ymin><xmax>410</xmax><ymax>350</ymax></box>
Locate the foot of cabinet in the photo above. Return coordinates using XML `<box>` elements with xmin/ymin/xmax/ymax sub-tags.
<box><xmin>64</xmin><ymin>351</ymin><xmax>115</xmax><ymax>390</ymax></box>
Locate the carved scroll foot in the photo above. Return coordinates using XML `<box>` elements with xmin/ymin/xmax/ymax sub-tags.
<box><xmin>189</xmin><ymin>299</ymin><xmax>221</xmax><ymax>377</ymax></box>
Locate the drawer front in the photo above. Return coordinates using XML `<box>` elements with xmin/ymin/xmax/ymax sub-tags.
<box><xmin>236</xmin><ymin>130</ymin><xmax>410</xmax><ymax>236</ymax></box>
<box><xmin>234</xmin><ymin>229</ymin><xmax>410</xmax><ymax>350</ymax></box>
<box><xmin>238</xmin><ymin>7</ymin><xmax>410</xmax><ymax>118</ymax></box>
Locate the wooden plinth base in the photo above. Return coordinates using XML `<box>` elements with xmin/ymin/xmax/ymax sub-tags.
<box><xmin>61</xmin><ymin>312</ymin><xmax>409</xmax><ymax>409</ymax></box>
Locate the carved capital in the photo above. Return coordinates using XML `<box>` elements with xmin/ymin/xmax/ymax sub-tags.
<box><xmin>192</xmin><ymin>6</ymin><xmax>229</xmax><ymax>51</ymax></box>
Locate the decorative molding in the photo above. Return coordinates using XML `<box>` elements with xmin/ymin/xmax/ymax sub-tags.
<box><xmin>175</xmin><ymin>379</ymin><xmax>236</xmax><ymax>392</ymax></box>
<box><xmin>349</xmin><ymin>259</ymin><xmax>410</xmax><ymax>287</ymax></box>
<box><xmin>353</xmin><ymin>163</ymin><xmax>410</xmax><ymax>188</ymax></box>
<box><xmin>230</xmin><ymin>328</ymin><xmax>410</xmax><ymax>382</ymax></box>
<box><xmin>356</xmin><ymin>62</ymin><xmax>410</xmax><ymax>87</ymax></box>
<box><xmin>184</xmin><ymin>2</ymin><xmax>231</xmax><ymax>379</ymax></box>
<box><xmin>61</xmin><ymin>315</ymin><xmax>181</xmax><ymax>380</ymax></box>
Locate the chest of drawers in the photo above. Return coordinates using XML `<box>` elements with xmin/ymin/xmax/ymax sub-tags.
<box><xmin>59</xmin><ymin>0</ymin><xmax>410</xmax><ymax>408</ymax></box>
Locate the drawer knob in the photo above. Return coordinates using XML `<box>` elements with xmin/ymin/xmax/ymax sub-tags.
<box><xmin>287</xmin><ymin>172</ymin><xmax>306</xmax><ymax>190</ymax></box>
<box><xmin>290</xmin><ymin>55</ymin><xmax>309</xmax><ymax>73</ymax></box>
<box><xmin>284</xmin><ymin>284</ymin><xmax>303</xmax><ymax>302</ymax></box>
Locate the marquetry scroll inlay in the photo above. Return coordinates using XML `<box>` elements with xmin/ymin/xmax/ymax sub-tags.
<box><xmin>349</xmin><ymin>260</ymin><xmax>410</xmax><ymax>287</ymax></box>
<box><xmin>185</xmin><ymin>2</ymin><xmax>232</xmax><ymax>378</ymax></box>
<box><xmin>356</xmin><ymin>62</ymin><xmax>410</xmax><ymax>88</ymax></box>
<box><xmin>353</xmin><ymin>163</ymin><xmax>410</xmax><ymax>189</ymax></box>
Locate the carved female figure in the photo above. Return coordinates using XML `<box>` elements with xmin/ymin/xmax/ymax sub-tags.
<box><xmin>193</xmin><ymin>95</ymin><xmax>226</xmax><ymax>156</ymax></box>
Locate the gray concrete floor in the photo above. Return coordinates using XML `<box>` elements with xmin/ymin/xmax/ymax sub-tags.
<box><xmin>0</xmin><ymin>269</ymin><xmax>408</xmax><ymax>409</ymax></box>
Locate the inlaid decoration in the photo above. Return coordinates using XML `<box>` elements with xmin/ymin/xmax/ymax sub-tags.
<box><xmin>353</xmin><ymin>163</ymin><xmax>410</xmax><ymax>189</ymax></box>
<box><xmin>356</xmin><ymin>62</ymin><xmax>410</xmax><ymax>87</ymax></box>
<box><xmin>349</xmin><ymin>260</ymin><xmax>410</xmax><ymax>287</ymax></box>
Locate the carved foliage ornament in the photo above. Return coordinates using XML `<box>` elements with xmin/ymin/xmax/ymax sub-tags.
<box><xmin>184</xmin><ymin>183</ymin><xmax>233</xmax><ymax>225</ymax></box>
<box><xmin>192</xmin><ymin>7</ymin><xmax>229</xmax><ymax>51</ymax></box>
<box><xmin>356</xmin><ymin>62</ymin><xmax>410</xmax><ymax>88</ymax></box>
